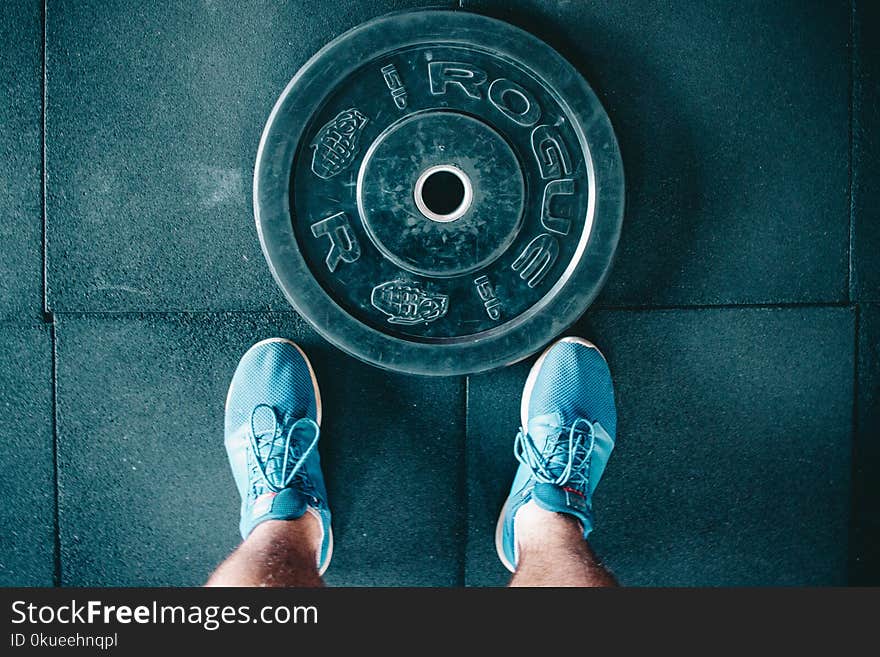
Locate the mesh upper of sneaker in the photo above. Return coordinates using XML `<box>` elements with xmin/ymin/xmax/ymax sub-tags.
<box><xmin>224</xmin><ymin>340</ymin><xmax>323</xmax><ymax>512</ymax></box>
<box><xmin>526</xmin><ymin>341</ymin><xmax>617</xmax><ymax>437</ymax></box>
<box><xmin>226</xmin><ymin>341</ymin><xmax>317</xmax><ymax>431</ymax></box>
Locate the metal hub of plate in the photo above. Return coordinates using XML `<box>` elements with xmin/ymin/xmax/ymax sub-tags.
<box><xmin>413</xmin><ymin>164</ymin><xmax>473</xmax><ymax>223</ymax></box>
<box><xmin>255</xmin><ymin>10</ymin><xmax>624</xmax><ymax>375</ymax></box>
<box><xmin>358</xmin><ymin>111</ymin><xmax>523</xmax><ymax>279</ymax></box>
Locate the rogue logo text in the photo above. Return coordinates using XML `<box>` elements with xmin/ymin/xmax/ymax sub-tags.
<box><xmin>428</xmin><ymin>60</ymin><xmax>576</xmax><ymax>288</ymax></box>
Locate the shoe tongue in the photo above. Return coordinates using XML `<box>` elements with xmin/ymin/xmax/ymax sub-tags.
<box><xmin>526</xmin><ymin>412</ymin><xmax>565</xmax><ymax>442</ymax></box>
<box><xmin>268</xmin><ymin>487</ymin><xmax>309</xmax><ymax>518</ymax></box>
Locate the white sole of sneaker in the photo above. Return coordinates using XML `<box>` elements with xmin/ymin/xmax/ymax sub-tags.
<box><xmin>307</xmin><ymin>506</ymin><xmax>334</xmax><ymax>577</ymax></box>
<box><xmin>495</xmin><ymin>336</ymin><xmax>605</xmax><ymax>573</ymax></box>
<box><xmin>320</xmin><ymin>528</ymin><xmax>334</xmax><ymax>577</ymax></box>
<box><xmin>495</xmin><ymin>497</ymin><xmax>516</xmax><ymax>573</ymax></box>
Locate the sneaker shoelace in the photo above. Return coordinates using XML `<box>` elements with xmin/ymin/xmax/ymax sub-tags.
<box><xmin>514</xmin><ymin>417</ymin><xmax>596</xmax><ymax>491</ymax></box>
<box><xmin>248</xmin><ymin>403</ymin><xmax>319</xmax><ymax>494</ymax></box>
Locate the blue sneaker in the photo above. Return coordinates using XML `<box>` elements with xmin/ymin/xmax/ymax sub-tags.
<box><xmin>224</xmin><ymin>338</ymin><xmax>332</xmax><ymax>575</ymax></box>
<box><xmin>496</xmin><ymin>337</ymin><xmax>617</xmax><ymax>572</ymax></box>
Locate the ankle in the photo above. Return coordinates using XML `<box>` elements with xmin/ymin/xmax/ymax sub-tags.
<box><xmin>250</xmin><ymin>513</ymin><xmax>322</xmax><ymax>560</ymax></box>
<box><xmin>514</xmin><ymin>500</ymin><xmax>585</xmax><ymax>552</ymax></box>
<box><xmin>208</xmin><ymin>513</ymin><xmax>324</xmax><ymax>587</ymax></box>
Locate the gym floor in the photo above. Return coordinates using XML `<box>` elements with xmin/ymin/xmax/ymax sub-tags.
<box><xmin>1</xmin><ymin>0</ymin><xmax>877</xmax><ymax>587</ymax></box>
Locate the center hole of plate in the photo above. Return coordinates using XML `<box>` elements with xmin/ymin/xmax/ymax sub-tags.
<box><xmin>414</xmin><ymin>165</ymin><xmax>472</xmax><ymax>223</ymax></box>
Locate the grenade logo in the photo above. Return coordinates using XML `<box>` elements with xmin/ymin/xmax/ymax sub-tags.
<box><xmin>371</xmin><ymin>281</ymin><xmax>449</xmax><ymax>326</ymax></box>
<box><xmin>310</xmin><ymin>108</ymin><xmax>369</xmax><ymax>179</ymax></box>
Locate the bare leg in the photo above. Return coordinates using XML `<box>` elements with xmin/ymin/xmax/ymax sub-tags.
<box><xmin>509</xmin><ymin>502</ymin><xmax>617</xmax><ymax>587</ymax></box>
<box><xmin>206</xmin><ymin>515</ymin><xmax>323</xmax><ymax>587</ymax></box>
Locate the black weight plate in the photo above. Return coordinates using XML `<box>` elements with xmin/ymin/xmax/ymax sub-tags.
<box><xmin>255</xmin><ymin>9</ymin><xmax>624</xmax><ymax>375</ymax></box>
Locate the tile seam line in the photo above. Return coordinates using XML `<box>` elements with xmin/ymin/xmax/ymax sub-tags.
<box><xmin>41</xmin><ymin>0</ymin><xmax>61</xmax><ymax>588</ymax></box>
<box><xmin>461</xmin><ymin>374</ymin><xmax>469</xmax><ymax>587</ymax></box>
<box><xmin>847</xmin><ymin>303</ymin><xmax>860</xmax><ymax>584</ymax></box>
<box><xmin>41</xmin><ymin>0</ymin><xmax>49</xmax><ymax>321</ymax></box>
<box><xmin>46</xmin><ymin>302</ymin><xmax>857</xmax><ymax>318</ymax></box>
<box><xmin>848</xmin><ymin>0</ymin><xmax>857</xmax><ymax>301</ymax></box>
<box><xmin>594</xmin><ymin>301</ymin><xmax>855</xmax><ymax>312</ymax></box>
<box><xmin>50</xmin><ymin>322</ymin><xmax>62</xmax><ymax>587</ymax></box>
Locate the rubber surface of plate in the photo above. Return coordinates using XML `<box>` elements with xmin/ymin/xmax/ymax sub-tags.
<box><xmin>255</xmin><ymin>9</ymin><xmax>624</xmax><ymax>375</ymax></box>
